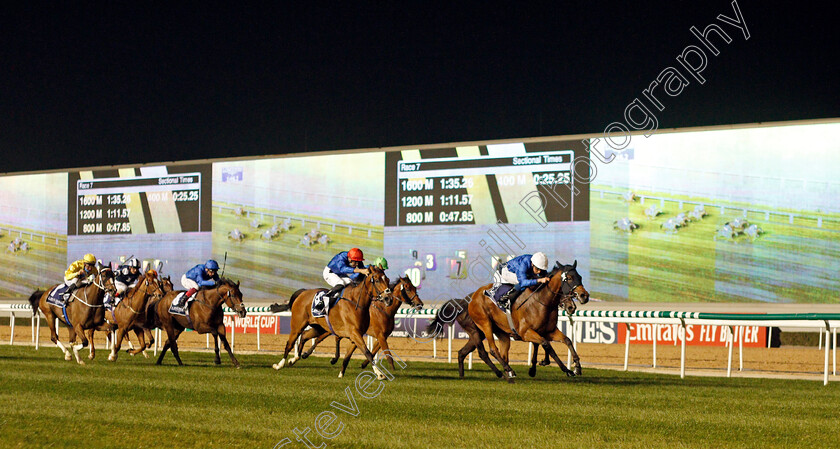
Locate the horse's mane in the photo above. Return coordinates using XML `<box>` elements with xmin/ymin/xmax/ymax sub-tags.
<box><xmin>218</xmin><ymin>276</ymin><xmax>240</xmax><ymax>288</ymax></box>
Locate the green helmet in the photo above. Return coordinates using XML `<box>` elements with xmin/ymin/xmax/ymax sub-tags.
<box><xmin>373</xmin><ymin>256</ymin><xmax>389</xmax><ymax>270</ymax></box>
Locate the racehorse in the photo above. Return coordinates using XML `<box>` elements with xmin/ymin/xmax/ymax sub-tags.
<box><xmin>146</xmin><ymin>277</ymin><xmax>247</xmax><ymax>367</ymax></box>
<box><xmin>103</xmin><ymin>272</ymin><xmax>166</xmax><ymax>361</ymax></box>
<box><xmin>296</xmin><ymin>275</ymin><xmax>423</xmax><ymax>375</ymax></box>
<box><xmin>27</xmin><ymin>267</ymin><xmax>117</xmax><ymax>364</ymax></box>
<box><xmin>271</xmin><ymin>266</ymin><xmax>393</xmax><ymax>379</ymax></box>
<box><xmin>427</xmin><ymin>261</ymin><xmax>588</xmax><ymax>382</ymax></box>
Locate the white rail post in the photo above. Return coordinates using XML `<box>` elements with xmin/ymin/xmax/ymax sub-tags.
<box><xmin>623</xmin><ymin>325</ymin><xmax>631</xmax><ymax>371</ymax></box>
<box><xmin>154</xmin><ymin>328</ymin><xmax>160</xmax><ymax>355</ymax></box>
<box><xmin>680</xmin><ymin>320</ymin><xmax>687</xmax><ymax>379</ymax></box>
<box><xmin>824</xmin><ymin>327</ymin><xmax>830</xmax><ymax>386</ymax></box>
<box><xmin>819</xmin><ymin>329</ymin><xmax>823</xmax><ymax>350</ymax></box>
<box><xmin>448</xmin><ymin>324</ymin><xmax>453</xmax><ymax>363</ymax></box>
<box><xmin>206</xmin><ymin>333</ymin><xmax>210</xmax><ymax>349</ymax></box>
<box><xmin>468</xmin><ymin>352</ymin><xmax>472</xmax><ymax>370</ymax></box>
<box><xmin>9</xmin><ymin>312</ymin><xmax>15</xmax><ymax>344</ymax></box>
<box><xmin>652</xmin><ymin>324</ymin><xmax>658</xmax><ymax>368</ymax></box>
<box><xmin>31</xmin><ymin>312</ymin><xmax>35</xmax><ymax>344</ymax></box>
<box><xmin>256</xmin><ymin>318</ymin><xmax>261</xmax><ymax>351</ymax></box>
<box><xmin>432</xmin><ymin>332</ymin><xmax>437</xmax><ymax>359</ymax></box>
<box><xmin>726</xmin><ymin>326</ymin><xmax>734</xmax><ymax>377</ymax></box>
<box><xmin>738</xmin><ymin>326</ymin><xmax>744</xmax><ymax>372</ymax></box>
<box><xmin>833</xmin><ymin>327</ymin><xmax>836</xmax><ymax>376</ymax></box>
<box><xmin>35</xmin><ymin>312</ymin><xmax>40</xmax><ymax>349</ymax></box>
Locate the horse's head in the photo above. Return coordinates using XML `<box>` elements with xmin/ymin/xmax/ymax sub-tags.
<box><xmin>159</xmin><ymin>275</ymin><xmax>174</xmax><ymax>293</ymax></box>
<box><xmin>97</xmin><ymin>266</ymin><xmax>118</xmax><ymax>296</ymax></box>
<box><xmin>547</xmin><ymin>260</ymin><xmax>589</xmax><ymax>315</ymax></box>
<box><xmin>219</xmin><ymin>277</ymin><xmax>246</xmax><ymax>318</ymax></box>
<box><xmin>365</xmin><ymin>266</ymin><xmax>392</xmax><ymax>307</ymax></box>
<box><xmin>140</xmin><ymin>270</ymin><xmax>166</xmax><ymax>301</ymax></box>
<box><xmin>394</xmin><ymin>275</ymin><xmax>423</xmax><ymax>311</ymax></box>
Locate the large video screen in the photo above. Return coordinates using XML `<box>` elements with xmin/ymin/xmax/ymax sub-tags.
<box><xmin>589</xmin><ymin>122</ymin><xmax>840</xmax><ymax>303</ymax></box>
<box><xmin>212</xmin><ymin>153</ymin><xmax>384</xmax><ymax>299</ymax></box>
<box><xmin>67</xmin><ymin>164</ymin><xmax>212</xmax><ymax>279</ymax></box>
<box><xmin>0</xmin><ymin>173</ymin><xmax>68</xmax><ymax>296</ymax></box>
<box><xmin>384</xmin><ymin>141</ymin><xmax>591</xmax><ymax>303</ymax></box>
<box><xmin>1</xmin><ymin>120</ymin><xmax>837</xmax><ymax>304</ymax></box>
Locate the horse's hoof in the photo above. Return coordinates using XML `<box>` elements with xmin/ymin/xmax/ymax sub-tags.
<box><xmin>64</xmin><ymin>354</ymin><xmax>72</xmax><ymax>361</ymax></box>
<box><xmin>288</xmin><ymin>357</ymin><xmax>297</xmax><ymax>366</ymax></box>
<box><xmin>529</xmin><ymin>366</ymin><xmax>537</xmax><ymax>377</ymax></box>
<box><xmin>506</xmin><ymin>376</ymin><xmax>515</xmax><ymax>384</ymax></box>
<box><xmin>142</xmin><ymin>352</ymin><xmax>149</xmax><ymax>359</ymax></box>
<box><xmin>300</xmin><ymin>353</ymin><xmax>309</xmax><ymax>360</ymax></box>
<box><xmin>234</xmin><ymin>365</ymin><xmax>241</xmax><ymax>370</ymax></box>
<box><xmin>538</xmin><ymin>360</ymin><xmax>550</xmax><ymax>367</ymax></box>
<box><xmin>108</xmin><ymin>354</ymin><xmax>115</xmax><ymax>362</ymax></box>
<box><xmin>338</xmin><ymin>372</ymin><xmax>343</xmax><ymax>379</ymax></box>
<box><xmin>574</xmin><ymin>366</ymin><xmax>582</xmax><ymax>376</ymax></box>
<box><xmin>565</xmin><ymin>370</ymin><xmax>576</xmax><ymax>377</ymax></box>
<box><xmin>88</xmin><ymin>355</ymin><xmax>95</xmax><ymax>360</ymax></box>
<box><xmin>78</xmin><ymin>360</ymin><xmax>86</xmax><ymax>366</ymax></box>
<box><xmin>273</xmin><ymin>360</ymin><xmax>285</xmax><ymax>370</ymax></box>
<box><xmin>214</xmin><ymin>359</ymin><xmax>222</xmax><ymax>365</ymax></box>
<box><xmin>329</xmin><ymin>358</ymin><xmax>338</xmax><ymax>365</ymax></box>
<box><xmin>360</xmin><ymin>361</ymin><xmax>369</xmax><ymax>369</ymax></box>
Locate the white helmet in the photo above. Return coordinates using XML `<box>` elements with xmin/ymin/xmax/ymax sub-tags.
<box><xmin>127</xmin><ymin>258</ymin><xmax>141</xmax><ymax>268</ymax></box>
<box><xmin>531</xmin><ymin>252</ymin><xmax>548</xmax><ymax>270</ymax></box>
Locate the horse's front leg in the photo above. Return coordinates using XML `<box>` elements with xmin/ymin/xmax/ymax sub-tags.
<box><xmin>86</xmin><ymin>328</ymin><xmax>96</xmax><ymax>360</ymax></box>
<box><xmin>216</xmin><ymin>324</ymin><xmax>240</xmax><ymax>368</ymax></box>
<box><xmin>547</xmin><ymin>328</ymin><xmax>579</xmax><ymax>376</ymax></box>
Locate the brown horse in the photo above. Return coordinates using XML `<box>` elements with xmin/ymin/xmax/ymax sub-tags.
<box><xmin>104</xmin><ymin>272</ymin><xmax>166</xmax><ymax>361</ymax></box>
<box><xmin>27</xmin><ymin>267</ymin><xmax>117</xmax><ymax>364</ymax></box>
<box><xmin>296</xmin><ymin>275</ymin><xmax>423</xmax><ymax>374</ymax></box>
<box><xmin>271</xmin><ymin>266</ymin><xmax>393</xmax><ymax>379</ymax></box>
<box><xmin>427</xmin><ymin>261</ymin><xmax>588</xmax><ymax>382</ymax></box>
<box><xmin>146</xmin><ymin>277</ymin><xmax>247</xmax><ymax>367</ymax></box>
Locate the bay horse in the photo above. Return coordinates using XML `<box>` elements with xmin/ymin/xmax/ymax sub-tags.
<box><xmin>104</xmin><ymin>272</ymin><xmax>166</xmax><ymax>361</ymax></box>
<box><xmin>271</xmin><ymin>266</ymin><xmax>393</xmax><ymax>379</ymax></box>
<box><xmin>427</xmin><ymin>261</ymin><xmax>588</xmax><ymax>382</ymax></box>
<box><xmin>146</xmin><ymin>277</ymin><xmax>247</xmax><ymax>367</ymax></box>
<box><xmin>27</xmin><ymin>266</ymin><xmax>117</xmax><ymax>364</ymax></box>
<box><xmin>296</xmin><ymin>275</ymin><xmax>423</xmax><ymax>375</ymax></box>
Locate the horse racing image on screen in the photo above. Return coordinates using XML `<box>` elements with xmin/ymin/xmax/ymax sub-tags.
<box><xmin>589</xmin><ymin>122</ymin><xmax>840</xmax><ymax>303</ymax></box>
<box><xmin>212</xmin><ymin>153</ymin><xmax>385</xmax><ymax>300</ymax></box>
<box><xmin>0</xmin><ymin>173</ymin><xmax>68</xmax><ymax>296</ymax></box>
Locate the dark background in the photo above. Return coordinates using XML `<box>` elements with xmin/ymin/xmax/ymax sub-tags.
<box><xmin>1</xmin><ymin>2</ymin><xmax>837</xmax><ymax>174</ymax></box>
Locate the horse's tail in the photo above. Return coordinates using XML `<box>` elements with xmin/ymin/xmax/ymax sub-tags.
<box><xmin>27</xmin><ymin>290</ymin><xmax>44</xmax><ymax>315</ymax></box>
<box><xmin>269</xmin><ymin>288</ymin><xmax>306</xmax><ymax>313</ymax></box>
<box><xmin>425</xmin><ymin>297</ymin><xmax>471</xmax><ymax>337</ymax></box>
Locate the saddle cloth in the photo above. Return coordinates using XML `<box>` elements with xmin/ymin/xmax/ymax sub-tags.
<box><xmin>311</xmin><ymin>291</ymin><xmax>329</xmax><ymax>318</ymax></box>
<box><xmin>485</xmin><ymin>283</ymin><xmax>514</xmax><ymax>311</ymax></box>
<box><xmin>46</xmin><ymin>284</ymin><xmax>71</xmax><ymax>307</ymax></box>
<box><xmin>168</xmin><ymin>292</ymin><xmax>195</xmax><ymax>316</ymax></box>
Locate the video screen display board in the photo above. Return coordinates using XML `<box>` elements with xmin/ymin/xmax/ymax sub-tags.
<box><xmin>67</xmin><ymin>164</ymin><xmax>212</xmax><ymax>279</ymax></box>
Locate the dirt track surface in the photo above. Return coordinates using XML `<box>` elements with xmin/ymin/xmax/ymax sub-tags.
<box><xmin>3</xmin><ymin>323</ymin><xmax>836</xmax><ymax>382</ymax></box>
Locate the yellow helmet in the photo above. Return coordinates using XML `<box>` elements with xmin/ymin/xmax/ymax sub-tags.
<box><xmin>83</xmin><ymin>253</ymin><xmax>97</xmax><ymax>264</ymax></box>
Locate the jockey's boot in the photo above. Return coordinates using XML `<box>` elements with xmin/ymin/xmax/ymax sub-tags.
<box><xmin>499</xmin><ymin>286</ymin><xmax>522</xmax><ymax>310</ymax></box>
<box><xmin>327</xmin><ymin>284</ymin><xmax>344</xmax><ymax>301</ymax></box>
<box><xmin>103</xmin><ymin>292</ymin><xmax>114</xmax><ymax>309</ymax></box>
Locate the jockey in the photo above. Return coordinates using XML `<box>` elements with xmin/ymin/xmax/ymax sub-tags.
<box><xmin>179</xmin><ymin>259</ymin><xmax>220</xmax><ymax>305</ymax></box>
<box><xmin>372</xmin><ymin>256</ymin><xmax>388</xmax><ymax>270</ymax></box>
<box><xmin>494</xmin><ymin>252</ymin><xmax>550</xmax><ymax>309</ymax></box>
<box><xmin>323</xmin><ymin>248</ymin><xmax>369</xmax><ymax>299</ymax></box>
<box><xmin>106</xmin><ymin>258</ymin><xmax>142</xmax><ymax>308</ymax></box>
<box><xmin>63</xmin><ymin>253</ymin><xmax>97</xmax><ymax>299</ymax></box>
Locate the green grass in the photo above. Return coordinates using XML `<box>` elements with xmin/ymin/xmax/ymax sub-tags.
<box><xmin>1</xmin><ymin>345</ymin><xmax>838</xmax><ymax>449</ymax></box>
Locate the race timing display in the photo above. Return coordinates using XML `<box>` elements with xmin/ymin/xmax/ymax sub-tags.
<box><xmin>394</xmin><ymin>150</ymin><xmax>578</xmax><ymax>226</ymax></box>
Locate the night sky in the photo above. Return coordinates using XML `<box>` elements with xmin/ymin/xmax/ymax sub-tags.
<box><xmin>2</xmin><ymin>2</ymin><xmax>837</xmax><ymax>174</ymax></box>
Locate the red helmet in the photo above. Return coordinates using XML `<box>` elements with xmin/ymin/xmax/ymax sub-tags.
<box><xmin>348</xmin><ymin>248</ymin><xmax>364</xmax><ymax>262</ymax></box>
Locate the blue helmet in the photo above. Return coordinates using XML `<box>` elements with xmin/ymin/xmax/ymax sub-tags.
<box><xmin>205</xmin><ymin>259</ymin><xmax>220</xmax><ymax>270</ymax></box>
